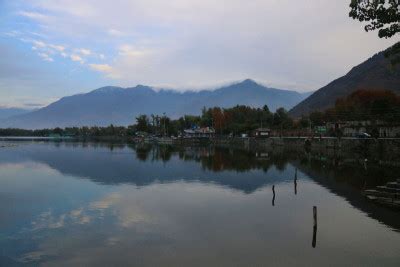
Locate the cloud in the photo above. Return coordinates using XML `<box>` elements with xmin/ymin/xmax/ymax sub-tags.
<box><xmin>70</xmin><ymin>54</ymin><xmax>84</xmax><ymax>64</ymax></box>
<box><xmin>37</xmin><ymin>52</ymin><xmax>54</xmax><ymax>62</ymax></box>
<box><xmin>17</xmin><ymin>11</ymin><xmax>49</xmax><ymax>22</ymax></box>
<box><xmin>3</xmin><ymin>0</ymin><xmax>398</xmax><ymax>94</ymax></box>
<box><xmin>88</xmin><ymin>64</ymin><xmax>120</xmax><ymax>79</ymax></box>
<box><xmin>23</xmin><ymin>102</ymin><xmax>45</xmax><ymax>107</ymax></box>
<box><xmin>107</xmin><ymin>29</ymin><xmax>126</xmax><ymax>37</ymax></box>
<box><xmin>88</xmin><ymin>63</ymin><xmax>112</xmax><ymax>73</ymax></box>
<box><xmin>49</xmin><ymin>44</ymin><xmax>65</xmax><ymax>52</ymax></box>
<box><xmin>33</xmin><ymin>40</ymin><xmax>46</xmax><ymax>48</ymax></box>
<box><xmin>118</xmin><ymin>45</ymin><xmax>149</xmax><ymax>57</ymax></box>
<box><xmin>2</xmin><ymin>30</ymin><xmax>21</xmax><ymax>37</ymax></box>
<box><xmin>76</xmin><ymin>48</ymin><xmax>91</xmax><ymax>56</ymax></box>
<box><xmin>23</xmin><ymin>39</ymin><xmax>68</xmax><ymax>61</ymax></box>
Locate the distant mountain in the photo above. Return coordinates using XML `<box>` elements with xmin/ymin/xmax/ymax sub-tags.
<box><xmin>0</xmin><ymin>79</ymin><xmax>311</xmax><ymax>129</ymax></box>
<box><xmin>0</xmin><ymin>107</ymin><xmax>33</xmax><ymax>120</ymax></box>
<box><xmin>289</xmin><ymin>45</ymin><xmax>400</xmax><ymax>117</ymax></box>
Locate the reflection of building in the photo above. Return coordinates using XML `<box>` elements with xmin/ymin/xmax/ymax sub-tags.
<box><xmin>253</xmin><ymin>128</ymin><xmax>271</xmax><ymax>138</ymax></box>
<box><xmin>184</xmin><ymin>127</ymin><xmax>215</xmax><ymax>138</ymax></box>
<box><xmin>255</xmin><ymin>152</ymin><xmax>269</xmax><ymax>158</ymax></box>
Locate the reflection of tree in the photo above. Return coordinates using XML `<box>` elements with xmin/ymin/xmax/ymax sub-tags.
<box><xmin>126</xmin><ymin>145</ymin><xmax>295</xmax><ymax>172</ymax></box>
<box><xmin>105</xmin><ymin>143</ymin><xmax>122</xmax><ymax>151</ymax></box>
<box><xmin>158</xmin><ymin>145</ymin><xmax>173</xmax><ymax>162</ymax></box>
<box><xmin>132</xmin><ymin>144</ymin><xmax>177</xmax><ymax>162</ymax></box>
<box><xmin>135</xmin><ymin>144</ymin><xmax>152</xmax><ymax>161</ymax></box>
<box><xmin>298</xmin><ymin>150</ymin><xmax>400</xmax><ymax>189</ymax></box>
<box><xmin>126</xmin><ymin>143</ymin><xmax>400</xmax><ymax>182</ymax></box>
<box><xmin>195</xmin><ymin>147</ymin><xmax>293</xmax><ymax>173</ymax></box>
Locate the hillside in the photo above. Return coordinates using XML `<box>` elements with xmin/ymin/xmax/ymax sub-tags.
<box><xmin>0</xmin><ymin>107</ymin><xmax>33</xmax><ymax>120</ymax></box>
<box><xmin>289</xmin><ymin>45</ymin><xmax>400</xmax><ymax>117</ymax></box>
<box><xmin>1</xmin><ymin>79</ymin><xmax>310</xmax><ymax>129</ymax></box>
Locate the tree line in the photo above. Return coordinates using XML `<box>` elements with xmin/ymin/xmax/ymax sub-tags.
<box><xmin>135</xmin><ymin>105</ymin><xmax>294</xmax><ymax>136</ymax></box>
<box><xmin>306</xmin><ymin>89</ymin><xmax>400</xmax><ymax>125</ymax></box>
<box><xmin>1</xmin><ymin>89</ymin><xmax>399</xmax><ymax>137</ymax></box>
<box><xmin>0</xmin><ymin>105</ymin><xmax>294</xmax><ymax>137</ymax></box>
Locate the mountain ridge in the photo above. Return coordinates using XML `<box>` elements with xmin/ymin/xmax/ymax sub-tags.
<box><xmin>0</xmin><ymin>107</ymin><xmax>35</xmax><ymax>120</ymax></box>
<box><xmin>289</xmin><ymin>45</ymin><xmax>400</xmax><ymax>117</ymax></box>
<box><xmin>1</xmin><ymin>79</ymin><xmax>311</xmax><ymax>129</ymax></box>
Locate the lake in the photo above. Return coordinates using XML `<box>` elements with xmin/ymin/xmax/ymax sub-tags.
<box><xmin>0</xmin><ymin>141</ymin><xmax>399</xmax><ymax>266</ymax></box>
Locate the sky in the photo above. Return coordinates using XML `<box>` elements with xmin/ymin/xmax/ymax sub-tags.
<box><xmin>0</xmin><ymin>0</ymin><xmax>398</xmax><ymax>108</ymax></box>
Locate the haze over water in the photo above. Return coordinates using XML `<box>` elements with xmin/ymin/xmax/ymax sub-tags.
<box><xmin>0</xmin><ymin>141</ymin><xmax>399</xmax><ymax>266</ymax></box>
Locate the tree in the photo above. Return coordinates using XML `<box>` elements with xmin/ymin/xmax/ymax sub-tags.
<box><xmin>349</xmin><ymin>0</ymin><xmax>400</xmax><ymax>38</ymax></box>
<box><xmin>135</xmin><ymin>115</ymin><xmax>150</xmax><ymax>132</ymax></box>
<box><xmin>211</xmin><ymin>107</ymin><xmax>225</xmax><ymax>134</ymax></box>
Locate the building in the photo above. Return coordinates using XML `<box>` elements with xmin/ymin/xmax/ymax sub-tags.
<box><xmin>326</xmin><ymin>120</ymin><xmax>400</xmax><ymax>138</ymax></box>
<box><xmin>183</xmin><ymin>127</ymin><xmax>215</xmax><ymax>139</ymax></box>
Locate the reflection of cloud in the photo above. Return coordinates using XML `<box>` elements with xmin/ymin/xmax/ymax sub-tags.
<box><xmin>18</xmin><ymin>250</ymin><xmax>49</xmax><ymax>263</ymax></box>
<box><xmin>70</xmin><ymin>208</ymin><xmax>92</xmax><ymax>224</ymax></box>
<box><xmin>31</xmin><ymin>211</ymin><xmax>65</xmax><ymax>230</ymax></box>
<box><xmin>70</xmin><ymin>207</ymin><xmax>83</xmax><ymax>217</ymax></box>
<box><xmin>90</xmin><ymin>192</ymin><xmax>149</xmax><ymax>228</ymax></box>
<box><xmin>89</xmin><ymin>193</ymin><xmax>121</xmax><ymax>210</ymax></box>
<box><xmin>28</xmin><ymin>191</ymin><xmax>147</xmax><ymax>234</ymax></box>
<box><xmin>31</xmin><ymin>208</ymin><xmax>92</xmax><ymax>231</ymax></box>
<box><xmin>107</xmin><ymin>237</ymin><xmax>120</xmax><ymax>246</ymax></box>
<box><xmin>118</xmin><ymin>209</ymin><xmax>147</xmax><ymax>228</ymax></box>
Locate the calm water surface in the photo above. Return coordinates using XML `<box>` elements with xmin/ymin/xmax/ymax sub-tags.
<box><xmin>0</xmin><ymin>141</ymin><xmax>399</xmax><ymax>266</ymax></box>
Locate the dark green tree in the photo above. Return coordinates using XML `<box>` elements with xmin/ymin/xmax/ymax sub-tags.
<box><xmin>135</xmin><ymin>115</ymin><xmax>150</xmax><ymax>132</ymax></box>
<box><xmin>349</xmin><ymin>0</ymin><xmax>399</xmax><ymax>38</ymax></box>
<box><xmin>350</xmin><ymin>1</ymin><xmax>400</xmax><ymax>64</ymax></box>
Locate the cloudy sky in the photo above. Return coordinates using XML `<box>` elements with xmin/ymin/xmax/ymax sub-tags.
<box><xmin>0</xmin><ymin>0</ymin><xmax>397</xmax><ymax>108</ymax></box>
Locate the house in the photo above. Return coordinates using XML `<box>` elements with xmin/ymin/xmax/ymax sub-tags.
<box><xmin>183</xmin><ymin>127</ymin><xmax>215</xmax><ymax>139</ymax></box>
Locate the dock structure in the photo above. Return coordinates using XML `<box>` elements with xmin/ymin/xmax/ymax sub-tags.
<box><xmin>364</xmin><ymin>179</ymin><xmax>400</xmax><ymax>209</ymax></box>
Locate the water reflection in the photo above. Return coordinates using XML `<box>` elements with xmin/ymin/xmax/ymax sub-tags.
<box><xmin>0</xmin><ymin>141</ymin><xmax>400</xmax><ymax>266</ymax></box>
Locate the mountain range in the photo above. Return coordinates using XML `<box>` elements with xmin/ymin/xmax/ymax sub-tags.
<box><xmin>2</xmin><ymin>44</ymin><xmax>399</xmax><ymax>129</ymax></box>
<box><xmin>0</xmin><ymin>79</ymin><xmax>311</xmax><ymax>129</ymax></box>
<box><xmin>0</xmin><ymin>107</ymin><xmax>34</xmax><ymax>120</ymax></box>
<box><xmin>289</xmin><ymin>46</ymin><xmax>400</xmax><ymax>117</ymax></box>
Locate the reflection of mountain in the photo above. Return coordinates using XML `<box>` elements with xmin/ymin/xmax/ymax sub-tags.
<box><xmin>294</xmin><ymin>155</ymin><xmax>400</xmax><ymax>231</ymax></box>
<box><xmin>0</xmin><ymin>143</ymin><xmax>292</xmax><ymax>193</ymax></box>
<box><xmin>1</xmin><ymin>142</ymin><xmax>400</xmax><ymax>231</ymax></box>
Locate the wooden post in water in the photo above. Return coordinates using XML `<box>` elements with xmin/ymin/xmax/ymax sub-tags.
<box><xmin>294</xmin><ymin>168</ymin><xmax>298</xmax><ymax>195</ymax></box>
<box><xmin>313</xmin><ymin>206</ymin><xmax>317</xmax><ymax>227</ymax></box>
<box><xmin>272</xmin><ymin>185</ymin><xmax>276</xmax><ymax>206</ymax></box>
<box><xmin>312</xmin><ymin>206</ymin><xmax>317</xmax><ymax>248</ymax></box>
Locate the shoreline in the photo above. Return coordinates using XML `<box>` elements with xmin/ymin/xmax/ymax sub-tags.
<box><xmin>2</xmin><ymin>135</ymin><xmax>400</xmax><ymax>160</ymax></box>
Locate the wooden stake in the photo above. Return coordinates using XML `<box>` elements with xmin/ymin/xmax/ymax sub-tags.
<box><xmin>294</xmin><ymin>168</ymin><xmax>298</xmax><ymax>195</ymax></box>
<box><xmin>313</xmin><ymin>206</ymin><xmax>317</xmax><ymax>227</ymax></box>
<box><xmin>272</xmin><ymin>185</ymin><xmax>275</xmax><ymax>206</ymax></box>
<box><xmin>312</xmin><ymin>206</ymin><xmax>317</xmax><ymax>248</ymax></box>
